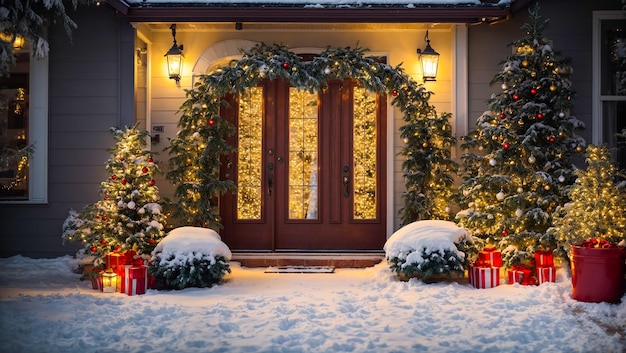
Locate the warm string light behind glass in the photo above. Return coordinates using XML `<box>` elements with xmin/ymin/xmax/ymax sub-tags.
<box><xmin>353</xmin><ymin>87</ymin><xmax>377</xmax><ymax>220</ymax></box>
<box><xmin>237</xmin><ymin>87</ymin><xmax>263</xmax><ymax>220</ymax></box>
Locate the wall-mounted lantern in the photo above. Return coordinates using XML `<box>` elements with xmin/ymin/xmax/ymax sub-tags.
<box><xmin>417</xmin><ymin>30</ymin><xmax>439</xmax><ymax>82</ymax></box>
<box><xmin>164</xmin><ymin>24</ymin><xmax>184</xmax><ymax>83</ymax></box>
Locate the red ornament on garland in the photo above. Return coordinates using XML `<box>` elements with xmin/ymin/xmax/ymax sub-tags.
<box><xmin>149</xmin><ymin>179</ymin><xmax>156</xmax><ymax>186</ymax></box>
<box><xmin>209</xmin><ymin>118</ymin><xmax>215</xmax><ymax>126</ymax></box>
<box><xmin>512</xmin><ymin>93</ymin><xmax>520</xmax><ymax>101</ymax></box>
<box><xmin>282</xmin><ymin>62</ymin><xmax>289</xmax><ymax>69</ymax></box>
<box><xmin>148</xmin><ymin>157</ymin><xmax>154</xmax><ymax>163</ymax></box>
<box><xmin>530</xmin><ymin>88</ymin><xmax>537</xmax><ymax>95</ymax></box>
<box><xmin>100</xmin><ymin>239</ymin><xmax>107</xmax><ymax>245</ymax></box>
<box><xmin>502</xmin><ymin>230</ymin><xmax>509</xmax><ymax>236</ymax></box>
<box><xmin>102</xmin><ymin>216</ymin><xmax>108</xmax><ymax>221</ymax></box>
<box><xmin>499</xmin><ymin>113</ymin><xmax>506</xmax><ymax>119</ymax></box>
<box><xmin>503</xmin><ymin>142</ymin><xmax>511</xmax><ymax>150</ymax></box>
<box><xmin>111</xmin><ymin>175</ymin><xmax>117</xmax><ymax>180</ymax></box>
<box><xmin>549</xmin><ymin>136</ymin><xmax>556</xmax><ymax>143</ymax></box>
<box><xmin>121</xmin><ymin>178</ymin><xmax>127</xmax><ymax>185</ymax></box>
<box><xmin>119</xmin><ymin>157</ymin><xmax>124</xmax><ymax>161</ymax></box>
<box><xmin>104</xmin><ymin>194</ymin><xmax>110</xmax><ymax>199</ymax></box>
<box><xmin>392</xmin><ymin>90</ymin><xmax>398</xmax><ymax>97</ymax></box>
<box><xmin>149</xmin><ymin>238</ymin><xmax>155</xmax><ymax>244</ymax></box>
<box><xmin>536</xmin><ymin>112</ymin><xmax>544</xmax><ymax>119</ymax></box>
<box><xmin>91</xmin><ymin>246</ymin><xmax>97</xmax><ymax>253</ymax></box>
<box><xmin>142</xmin><ymin>167</ymin><xmax>148</xmax><ymax>174</ymax></box>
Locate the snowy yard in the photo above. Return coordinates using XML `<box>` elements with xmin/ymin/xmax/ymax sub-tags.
<box><xmin>0</xmin><ymin>255</ymin><xmax>624</xmax><ymax>353</ymax></box>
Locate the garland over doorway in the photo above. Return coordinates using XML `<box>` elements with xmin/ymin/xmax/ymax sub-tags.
<box><xmin>166</xmin><ymin>43</ymin><xmax>456</xmax><ymax>229</ymax></box>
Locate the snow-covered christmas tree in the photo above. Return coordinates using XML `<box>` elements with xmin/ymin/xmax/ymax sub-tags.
<box><xmin>550</xmin><ymin>144</ymin><xmax>626</xmax><ymax>254</ymax></box>
<box><xmin>62</xmin><ymin>125</ymin><xmax>167</xmax><ymax>266</ymax></box>
<box><xmin>456</xmin><ymin>4</ymin><xmax>586</xmax><ymax>267</ymax></box>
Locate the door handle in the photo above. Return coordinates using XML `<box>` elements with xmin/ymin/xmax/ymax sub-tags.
<box><xmin>268</xmin><ymin>162</ymin><xmax>274</xmax><ymax>196</ymax></box>
<box><xmin>342</xmin><ymin>176</ymin><xmax>350</xmax><ymax>198</ymax></box>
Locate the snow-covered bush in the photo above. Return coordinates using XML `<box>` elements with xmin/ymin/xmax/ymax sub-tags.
<box><xmin>384</xmin><ymin>220</ymin><xmax>479</xmax><ymax>282</ymax></box>
<box><xmin>149</xmin><ymin>227</ymin><xmax>232</xmax><ymax>289</ymax></box>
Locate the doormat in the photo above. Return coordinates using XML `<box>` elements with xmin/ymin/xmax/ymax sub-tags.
<box><xmin>265</xmin><ymin>266</ymin><xmax>335</xmax><ymax>274</ymax></box>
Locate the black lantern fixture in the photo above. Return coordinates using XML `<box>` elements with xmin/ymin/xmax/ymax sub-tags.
<box><xmin>164</xmin><ymin>24</ymin><xmax>184</xmax><ymax>83</ymax></box>
<box><xmin>417</xmin><ymin>30</ymin><xmax>439</xmax><ymax>82</ymax></box>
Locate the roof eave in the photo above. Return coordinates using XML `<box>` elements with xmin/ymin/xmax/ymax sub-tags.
<box><xmin>106</xmin><ymin>3</ymin><xmax>521</xmax><ymax>24</ymax></box>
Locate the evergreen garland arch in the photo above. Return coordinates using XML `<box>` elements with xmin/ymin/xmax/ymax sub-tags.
<box><xmin>166</xmin><ymin>42</ymin><xmax>457</xmax><ymax>229</ymax></box>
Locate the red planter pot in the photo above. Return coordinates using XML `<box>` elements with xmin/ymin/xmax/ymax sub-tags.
<box><xmin>570</xmin><ymin>245</ymin><xmax>626</xmax><ymax>303</ymax></box>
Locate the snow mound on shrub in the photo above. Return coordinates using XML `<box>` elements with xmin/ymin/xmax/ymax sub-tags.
<box><xmin>384</xmin><ymin>220</ymin><xmax>471</xmax><ymax>266</ymax></box>
<box><xmin>153</xmin><ymin>226</ymin><xmax>232</xmax><ymax>266</ymax></box>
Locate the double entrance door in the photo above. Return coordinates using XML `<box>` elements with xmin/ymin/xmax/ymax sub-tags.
<box><xmin>220</xmin><ymin>79</ymin><xmax>386</xmax><ymax>251</ymax></box>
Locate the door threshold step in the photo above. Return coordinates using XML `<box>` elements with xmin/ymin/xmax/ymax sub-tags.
<box><xmin>231</xmin><ymin>252</ymin><xmax>385</xmax><ymax>268</ymax></box>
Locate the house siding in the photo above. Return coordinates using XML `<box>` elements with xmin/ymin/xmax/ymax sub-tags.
<box><xmin>0</xmin><ymin>6</ymin><xmax>136</xmax><ymax>257</ymax></box>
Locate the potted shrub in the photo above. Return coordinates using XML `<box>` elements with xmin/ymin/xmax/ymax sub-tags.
<box><xmin>549</xmin><ymin>145</ymin><xmax>626</xmax><ymax>302</ymax></box>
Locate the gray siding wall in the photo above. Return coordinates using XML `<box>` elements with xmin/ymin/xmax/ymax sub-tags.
<box><xmin>468</xmin><ymin>0</ymin><xmax>623</xmax><ymax>147</ymax></box>
<box><xmin>0</xmin><ymin>6</ymin><xmax>135</xmax><ymax>257</ymax></box>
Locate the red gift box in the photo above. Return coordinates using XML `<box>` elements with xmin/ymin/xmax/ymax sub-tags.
<box><xmin>125</xmin><ymin>265</ymin><xmax>147</xmax><ymax>296</ymax></box>
<box><xmin>536</xmin><ymin>266</ymin><xmax>556</xmax><ymax>284</ymax></box>
<box><xmin>469</xmin><ymin>264</ymin><xmax>501</xmax><ymax>289</ymax></box>
<box><xmin>507</xmin><ymin>267</ymin><xmax>535</xmax><ymax>285</ymax></box>
<box><xmin>534</xmin><ymin>251</ymin><xmax>554</xmax><ymax>267</ymax></box>
<box><xmin>91</xmin><ymin>276</ymin><xmax>103</xmax><ymax>291</ymax></box>
<box><xmin>105</xmin><ymin>250</ymin><xmax>137</xmax><ymax>270</ymax></box>
<box><xmin>479</xmin><ymin>247</ymin><xmax>503</xmax><ymax>267</ymax></box>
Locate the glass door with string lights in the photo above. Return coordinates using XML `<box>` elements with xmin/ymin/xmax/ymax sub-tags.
<box><xmin>220</xmin><ymin>78</ymin><xmax>386</xmax><ymax>251</ymax></box>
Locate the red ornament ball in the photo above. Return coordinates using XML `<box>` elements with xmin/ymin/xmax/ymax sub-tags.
<box><xmin>209</xmin><ymin>118</ymin><xmax>215</xmax><ymax>126</ymax></box>
<box><xmin>282</xmin><ymin>62</ymin><xmax>289</xmax><ymax>69</ymax></box>
<box><xmin>149</xmin><ymin>238</ymin><xmax>155</xmax><ymax>244</ymax></box>
<box><xmin>549</xmin><ymin>136</ymin><xmax>556</xmax><ymax>143</ymax></box>
<box><xmin>148</xmin><ymin>157</ymin><xmax>154</xmax><ymax>163</ymax></box>
<box><xmin>111</xmin><ymin>175</ymin><xmax>117</xmax><ymax>180</ymax></box>
<box><xmin>392</xmin><ymin>90</ymin><xmax>398</xmax><ymax>97</ymax></box>
<box><xmin>149</xmin><ymin>179</ymin><xmax>156</xmax><ymax>186</ymax></box>
<box><xmin>502</xmin><ymin>230</ymin><xmax>509</xmax><ymax>236</ymax></box>
<box><xmin>121</xmin><ymin>178</ymin><xmax>127</xmax><ymax>185</ymax></box>
<box><xmin>512</xmin><ymin>94</ymin><xmax>520</xmax><ymax>101</ymax></box>
<box><xmin>100</xmin><ymin>239</ymin><xmax>107</xmax><ymax>245</ymax></box>
<box><xmin>499</xmin><ymin>113</ymin><xmax>506</xmax><ymax>119</ymax></box>
<box><xmin>102</xmin><ymin>216</ymin><xmax>108</xmax><ymax>221</ymax></box>
<box><xmin>119</xmin><ymin>157</ymin><xmax>124</xmax><ymax>161</ymax></box>
<box><xmin>104</xmin><ymin>194</ymin><xmax>110</xmax><ymax>199</ymax></box>
<box><xmin>536</xmin><ymin>112</ymin><xmax>544</xmax><ymax>119</ymax></box>
<box><xmin>91</xmin><ymin>246</ymin><xmax>97</xmax><ymax>253</ymax></box>
<box><xmin>142</xmin><ymin>167</ymin><xmax>148</xmax><ymax>174</ymax></box>
<box><xmin>530</xmin><ymin>88</ymin><xmax>537</xmax><ymax>95</ymax></box>
<box><xmin>503</xmin><ymin>142</ymin><xmax>511</xmax><ymax>149</ymax></box>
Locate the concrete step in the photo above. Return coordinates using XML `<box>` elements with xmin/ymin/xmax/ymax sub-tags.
<box><xmin>231</xmin><ymin>252</ymin><xmax>386</xmax><ymax>268</ymax></box>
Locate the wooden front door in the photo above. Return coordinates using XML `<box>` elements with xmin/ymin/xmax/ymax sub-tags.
<box><xmin>220</xmin><ymin>79</ymin><xmax>386</xmax><ymax>251</ymax></box>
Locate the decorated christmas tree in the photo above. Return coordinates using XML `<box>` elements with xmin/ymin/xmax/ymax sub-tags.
<box><xmin>398</xmin><ymin>109</ymin><xmax>458</xmax><ymax>224</ymax></box>
<box><xmin>456</xmin><ymin>4</ymin><xmax>586</xmax><ymax>267</ymax></box>
<box><xmin>62</xmin><ymin>125</ymin><xmax>167</xmax><ymax>266</ymax></box>
<box><xmin>549</xmin><ymin>145</ymin><xmax>626</xmax><ymax>254</ymax></box>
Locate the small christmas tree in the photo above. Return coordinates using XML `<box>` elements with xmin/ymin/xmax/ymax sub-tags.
<box><xmin>62</xmin><ymin>125</ymin><xmax>167</xmax><ymax>266</ymax></box>
<box><xmin>398</xmin><ymin>109</ymin><xmax>458</xmax><ymax>224</ymax></box>
<box><xmin>550</xmin><ymin>144</ymin><xmax>626</xmax><ymax>255</ymax></box>
<box><xmin>456</xmin><ymin>4</ymin><xmax>586</xmax><ymax>267</ymax></box>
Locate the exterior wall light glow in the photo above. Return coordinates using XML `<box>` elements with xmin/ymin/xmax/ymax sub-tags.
<box><xmin>165</xmin><ymin>24</ymin><xmax>184</xmax><ymax>83</ymax></box>
<box><xmin>417</xmin><ymin>30</ymin><xmax>439</xmax><ymax>82</ymax></box>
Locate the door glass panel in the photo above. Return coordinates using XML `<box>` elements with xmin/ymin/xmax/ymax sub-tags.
<box><xmin>288</xmin><ymin>88</ymin><xmax>319</xmax><ymax>219</ymax></box>
<box><xmin>353</xmin><ymin>87</ymin><xmax>377</xmax><ymax>220</ymax></box>
<box><xmin>237</xmin><ymin>87</ymin><xmax>263</xmax><ymax>220</ymax></box>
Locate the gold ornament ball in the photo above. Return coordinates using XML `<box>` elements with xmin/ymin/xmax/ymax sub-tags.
<box><xmin>544</xmin><ymin>184</ymin><xmax>551</xmax><ymax>191</ymax></box>
<box><xmin>422</xmin><ymin>142</ymin><xmax>429</xmax><ymax>148</ymax></box>
<box><xmin>522</xmin><ymin>60</ymin><xmax>529</xmax><ymax>67</ymax></box>
<box><xmin>576</xmin><ymin>145</ymin><xmax>583</xmax><ymax>152</ymax></box>
<box><xmin>549</xmin><ymin>85</ymin><xmax>557</xmax><ymax>92</ymax></box>
<box><xmin>531</xmin><ymin>71</ymin><xmax>537</xmax><ymax>78</ymax></box>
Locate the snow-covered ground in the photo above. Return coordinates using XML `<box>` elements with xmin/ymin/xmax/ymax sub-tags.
<box><xmin>0</xmin><ymin>255</ymin><xmax>624</xmax><ymax>353</ymax></box>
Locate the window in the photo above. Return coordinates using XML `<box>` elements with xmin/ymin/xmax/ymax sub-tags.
<box><xmin>593</xmin><ymin>11</ymin><xmax>626</xmax><ymax>168</ymax></box>
<box><xmin>0</xmin><ymin>46</ymin><xmax>48</xmax><ymax>203</ymax></box>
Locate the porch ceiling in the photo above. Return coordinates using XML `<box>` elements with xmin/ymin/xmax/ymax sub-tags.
<box><xmin>106</xmin><ymin>0</ymin><xmax>533</xmax><ymax>24</ymax></box>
